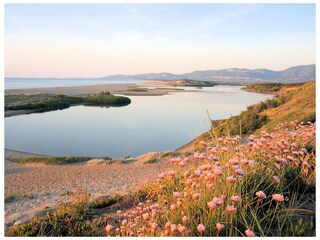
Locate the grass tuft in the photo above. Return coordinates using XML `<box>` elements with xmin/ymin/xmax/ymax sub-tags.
<box><xmin>11</xmin><ymin>156</ymin><xmax>110</xmax><ymax>165</ymax></box>
<box><xmin>5</xmin><ymin>194</ymin><xmax>34</xmax><ymax>203</ymax></box>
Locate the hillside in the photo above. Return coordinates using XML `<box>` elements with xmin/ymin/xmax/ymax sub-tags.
<box><xmin>104</xmin><ymin>64</ymin><xmax>315</xmax><ymax>84</ymax></box>
<box><xmin>206</xmin><ymin>82</ymin><xmax>315</xmax><ymax>139</ymax></box>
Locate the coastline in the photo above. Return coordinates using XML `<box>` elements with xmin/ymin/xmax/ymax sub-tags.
<box><xmin>4</xmin><ymin>81</ymin><xmax>191</xmax><ymax>117</ymax></box>
<box><xmin>4</xmin><ymin>81</ymin><xmax>272</xmax><ymax>227</ymax></box>
<box><xmin>4</xmin><ymin>80</ymin><xmax>192</xmax><ymax>96</ymax></box>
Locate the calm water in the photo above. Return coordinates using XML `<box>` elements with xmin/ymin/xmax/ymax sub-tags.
<box><xmin>5</xmin><ymin>78</ymin><xmax>143</xmax><ymax>89</ymax></box>
<box><xmin>5</xmin><ymin>86</ymin><xmax>273</xmax><ymax>158</ymax></box>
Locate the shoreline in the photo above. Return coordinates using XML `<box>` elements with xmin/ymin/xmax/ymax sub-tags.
<box><xmin>4</xmin><ymin>81</ymin><xmax>193</xmax><ymax>118</ymax></box>
<box><xmin>4</xmin><ymin>81</ymin><xmax>272</xmax><ymax>227</ymax></box>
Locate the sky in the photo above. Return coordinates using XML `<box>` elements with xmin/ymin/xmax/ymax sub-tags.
<box><xmin>4</xmin><ymin>3</ymin><xmax>316</xmax><ymax>78</ymax></box>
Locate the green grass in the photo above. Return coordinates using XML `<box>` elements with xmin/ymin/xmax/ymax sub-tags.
<box><xmin>5</xmin><ymin>194</ymin><xmax>34</xmax><ymax>203</ymax></box>
<box><xmin>5</xmin><ymin>192</ymin><xmax>123</xmax><ymax>237</ymax></box>
<box><xmin>244</xmin><ymin>82</ymin><xmax>305</xmax><ymax>93</ymax></box>
<box><xmin>126</xmin><ymin>88</ymin><xmax>148</xmax><ymax>92</ymax></box>
<box><xmin>154</xmin><ymin>87</ymin><xmax>184</xmax><ymax>91</ymax></box>
<box><xmin>11</xmin><ymin>156</ymin><xmax>110</xmax><ymax>165</ymax></box>
<box><xmin>83</xmin><ymin>92</ymin><xmax>131</xmax><ymax>106</ymax></box>
<box><xmin>143</xmin><ymin>158</ymin><xmax>158</xmax><ymax>164</ymax></box>
<box><xmin>89</xmin><ymin>195</ymin><xmax>123</xmax><ymax>209</ymax></box>
<box><xmin>5</xmin><ymin>94</ymin><xmax>82</xmax><ymax>111</ymax></box>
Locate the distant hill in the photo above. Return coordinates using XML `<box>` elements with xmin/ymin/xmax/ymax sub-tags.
<box><xmin>103</xmin><ymin>64</ymin><xmax>315</xmax><ymax>84</ymax></box>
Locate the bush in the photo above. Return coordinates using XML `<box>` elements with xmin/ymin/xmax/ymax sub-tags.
<box><xmin>84</xmin><ymin>92</ymin><xmax>131</xmax><ymax>106</ymax></box>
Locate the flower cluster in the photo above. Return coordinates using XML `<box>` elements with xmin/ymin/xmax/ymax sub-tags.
<box><xmin>105</xmin><ymin>121</ymin><xmax>315</xmax><ymax>236</ymax></box>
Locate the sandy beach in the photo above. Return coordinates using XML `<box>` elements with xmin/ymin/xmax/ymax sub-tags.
<box><xmin>5</xmin><ymin>83</ymin><xmax>137</xmax><ymax>96</ymax></box>
<box><xmin>4</xmin><ymin>149</ymin><xmax>185</xmax><ymax>227</ymax></box>
<box><xmin>4</xmin><ymin>80</ymin><xmax>186</xmax><ymax>97</ymax></box>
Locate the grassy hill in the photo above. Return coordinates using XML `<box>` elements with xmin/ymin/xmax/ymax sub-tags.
<box><xmin>207</xmin><ymin>82</ymin><xmax>315</xmax><ymax>138</ymax></box>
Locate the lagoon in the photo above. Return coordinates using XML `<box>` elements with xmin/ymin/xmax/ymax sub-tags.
<box><xmin>5</xmin><ymin>86</ymin><xmax>273</xmax><ymax>158</ymax></box>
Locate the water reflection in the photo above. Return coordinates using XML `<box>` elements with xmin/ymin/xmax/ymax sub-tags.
<box><xmin>5</xmin><ymin>86</ymin><xmax>273</xmax><ymax>158</ymax></box>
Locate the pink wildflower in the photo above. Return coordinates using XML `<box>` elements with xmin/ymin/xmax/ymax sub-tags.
<box><xmin>226</xmin><ymin>176</ymin><xmax>237</xmax><ymax>183</ymax></box>
<box><xmin>230</xmin><ymin>195</ymin><xmax>241</xmax><ymax>204</ymax></box>
<box><xmin>245</xmin><ymin>229</ymin><xmax>255</xmax><ymax>237</ymax></box>
<box><xmin>272</xmin><ymin>194</ymin><xmax>284</xmax><ymax>202</ymax></box>
<box><xmin>255</xmin><ymin>191</ymin><xmax>266</xmax><ymax>199</ymax></box>
<box><xmin>225</xmin><ymin>205</ymin><xmax>237</xmax><ymax>214</ymax></box>
<box><xmin>142</xmin><ymin>213</ymin><xmax>149</xmax><ymax>221</ymax></box>
<box><xmin>192</xmin><ymin>193</ymin><xmax>200</xmax><ymax>200</ymax></box>
<box><xmin>207</xmin><ymin>201</ymin><xmax>217</xmax><ymax>210</ymax></box>
<box><xmin>173</xmin><ymin>192</ymin><xmax>181</xmax><ymax>199</ymax></box>
<box><xmin>197</xmin><ymin>224</ymin><xmax>206</xmax><ymax>233</ymax></box>
<box><xmin>216</xmin><ymin>223</ymin><xmax>225</xmax><ymax>232</ymax></box>
<box><xmin>273</xmin><ymin>176</ymin><xmax>280</xmax><ymax>183</ymax></box>
<box><xmin>200</xmin><ymin>141</ymin><xmax>207</xmax><ymax>146</ymax></box>
<box><xmin>170</xmin><ymin>224</ymin><xmax>177</xmax><ymax>233</ymax></box>
<box><xmin>179</xmin><ymin>161</ymin><xmax>186</xmax><ymax>168</ymax></box>
<box><xmin>212</xmin><ymin>197</ymin><xmax>223</xmax><ymax>205</ymax></box>
<box><xmin>182</xmin><ymin>215</ymin><xmax>188</xmax><ymax>224</ymax></box>
<box><xmin>235</xmin><ymin>167</ymin><xmax>245</xmax><ymax>176</ymax></box>
<box><xmin>105</xmin><ymin>224</ymin><xmax>114</xmax><ymax>234</ymax></box>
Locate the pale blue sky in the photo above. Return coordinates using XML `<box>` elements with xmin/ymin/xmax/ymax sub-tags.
<box><xmin>5</xmin><ymin>3</ymin><xmax>315</xmax><ymax>78</ymax></box>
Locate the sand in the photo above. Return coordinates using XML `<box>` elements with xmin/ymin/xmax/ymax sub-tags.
<box><xmin>5</xmin><ymin>83</ymin><xmax>137</xmax><ymax>96</ymax></box>
<box><xmin>4</xmin><ymin>81</ymin><xmax>181</xmax><ymax>97</ymax></box>
<box><xmin>4</xmin><ymin>149</ymin><xmax>180</xmax><ymax>227</ymax></box>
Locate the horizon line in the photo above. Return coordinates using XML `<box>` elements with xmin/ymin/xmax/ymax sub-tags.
<box><xmin>5</xmin><ymin>63</ymin><xmax>315</xmax><ymax>79</ymax></box>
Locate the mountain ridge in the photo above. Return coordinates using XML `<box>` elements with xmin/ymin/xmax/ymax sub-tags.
<box><xmin>6</xmin><ymin>64</ymin><xmax>315</xmax><ymax>84</ymax></box>
<box><xmin>102</xmin><ymin>64</ymin><xmax>315</xmax><ymax>84</ymax></box>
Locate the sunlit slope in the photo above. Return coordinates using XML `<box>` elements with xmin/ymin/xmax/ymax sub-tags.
<box><xmin>212</xmin><ymin>82</ymin><xmax>315</xmax><ymax>137</ymax></box>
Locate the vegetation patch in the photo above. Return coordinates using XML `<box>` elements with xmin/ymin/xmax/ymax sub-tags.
<box><xmin>6</xmin><ymin>192</ymin><xmax>130</xmax><ymax>237</ymax></box>
<box><xmin>83</xmin><ymin>92</ymin><xmax>131</xmax><ymax>106</ymax></box>
<box><xmin>89</xmin><ymin>195</ymin><xmax>123</xmax><ymax>209</ymax></box>
<box><xmin>5</xmin><ymin>194</ymin><xmax>34</xmax><ymax>203</ymax></box>
<box><xmin>5</xmin><ymin>94</ymin><xmax>82</xmax><ymax>112</ymax></box>
<box><xmin>170</xmin><ymin>79</ymin><xmax>216</xmax><ymax>87</ymax></box>
<box><xmin>143</xmin><ymin>158</ymin><xmax>158</xmax><ymax>164</ymax></box>
<box><xmin>204</xmin><ymin>82</ymin><xmax>315</xmax><ymax>138</ymax></box>
<box><xmin>102</xmin><ymin>121</ymin><xmax>315</xmax><ymax>237</ymax></box>
<box><xmin>126</xmin><ymin>88</ymin><xmax>148</xmax><ymax>92</ymax></box>
<box><xmin>5</xmin><ymin>92</ymin><xmax>131</xmax><ymax>113</ymax></box>
<box><xmin>244</xmin><ymin>82</ymin><xmax>304</xmax><ymax>93</ymax></box>
<box><xmin>11</xmin><ymin>156</ymin><xmax>111</xmax><ymax>165</ymax></box>
<box><xmin>154</xmin><ymin>87</ymin><xmax>184</xmax><ymax>91</ymax></box>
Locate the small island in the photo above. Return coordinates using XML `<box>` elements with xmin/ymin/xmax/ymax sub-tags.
<box><xmin>5</xmin><ymin>92</ymin><xmax>131</xmax><ymax>115</ymax></box>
